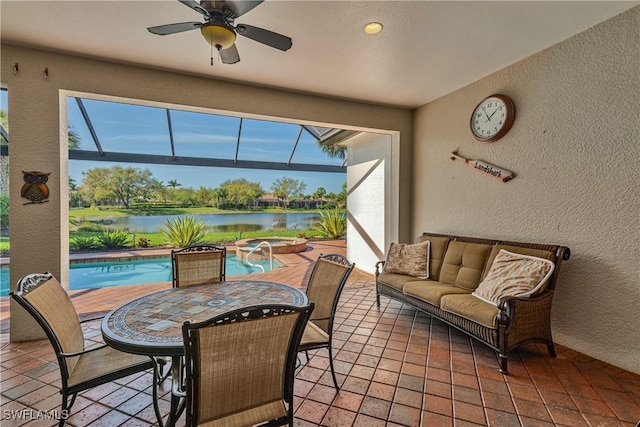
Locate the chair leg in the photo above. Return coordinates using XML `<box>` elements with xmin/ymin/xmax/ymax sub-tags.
<box><xmin>327</xmin><ymin>343</ymin><xmax>339</xmax><ymax>390</ymax></box>
<box><xmin>305</xmin><ymin>350</ymin><xmax>310</xmax><ymax>363</ymax></box>
<box><xmin>59</xmin><ymin>391</ymin><xmax>77</xmax><ymax>427</ymax></box>
<box><xmin>547</xmin><ymin>343</ymin><xmax>557</xmax><ymax>357</ymax></box>
<box><xmin>155</xmin><ymin>357</ymin><xmax>170</xmax><ymax>385</ymax></box>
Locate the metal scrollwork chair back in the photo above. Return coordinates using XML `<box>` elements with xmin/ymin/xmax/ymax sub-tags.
<box><xmin>177</xmin><ymin>303</ymin><xmax>314</xmax><ymax>427</ymax></box>
<box><xmin>171</xmin><ymin>244</ymin><xmax>227</xmax><ymax>288</ymax></box>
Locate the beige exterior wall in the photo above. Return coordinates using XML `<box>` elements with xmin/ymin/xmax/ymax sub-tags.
<box><xmin>412</xmin><ymin>8</ymin><xmax>639</xmax><ymax>373</ymax></box>
<box><xmin>346</xmin><ymin>132</ymin><xmax>396</xmax><ymax>273</ymax></box>
<box><xmin>0</xmin><ymin>44</ymin><xmax>412</xmax><ymax>340</ymax></box>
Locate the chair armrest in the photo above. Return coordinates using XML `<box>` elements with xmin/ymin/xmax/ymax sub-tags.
<box><xmin>60</xmin><ymin>343</ymin><xmax>108</xmax><ymax>358</ymax></box>
<box><xmin>79</xmin><ymin>316</ymin><xmax>104</xmax><ymax>325</ymax></box>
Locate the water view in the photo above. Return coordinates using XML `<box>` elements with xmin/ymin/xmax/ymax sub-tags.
<box><xmin>84</xmin><ymin>212</ymin><xmax>321</xmax><ymax>233</ymax></box>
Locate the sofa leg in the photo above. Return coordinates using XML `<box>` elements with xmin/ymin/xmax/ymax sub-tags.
<box><xmin>499</xmin><ymin>354</ymin><xmax>508</xmax><ymax>374</ymax></box>
<box><xmin>376</xmin><ymin>292</ymin><xmax>381</xmax><ymax>306</ymax></box>
<box><xmin>547</xmin><ymin>343</ymin><xmax>557</xmax><ymax>357</ymax></box>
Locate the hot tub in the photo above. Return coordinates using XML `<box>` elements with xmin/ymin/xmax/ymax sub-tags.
<box><xmin>234</xmin><ymin>237</ymin><xmax>308</xmax><ymax>256</ymax></box>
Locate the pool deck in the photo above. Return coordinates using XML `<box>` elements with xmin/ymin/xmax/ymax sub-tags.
<box><xmin>2</xmin><ymin>239</ymin><xmax>640</xmax><ymax>426</ymax></box>
<box><xmin>0</xmin><ymin>239</ymin><xmax>351</xmax><ymax>342</ymax></box>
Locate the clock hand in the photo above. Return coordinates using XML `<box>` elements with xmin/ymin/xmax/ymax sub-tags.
<box><xmin>484</xmin><ymin>111</ymin><xmax>491</xmax><ymax>122</ymax></box>
<box><xmin>488</xmin><ymin>107</ymin><xmax>500</xmax><ymax>120</ymax></box>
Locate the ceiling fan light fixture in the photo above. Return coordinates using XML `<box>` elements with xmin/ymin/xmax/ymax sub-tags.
<box><xmin>201</xmin><ymin>22</ymin><xmax>237</xmax><ymax>49</ymax></box>
<box><xmin>364</xmin><ymin>22</ymin><xmax>383</xmax><ymax>35</ymax></box>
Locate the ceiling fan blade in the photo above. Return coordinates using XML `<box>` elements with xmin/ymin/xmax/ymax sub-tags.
<box><xmin>219</xmin><ymin>44</ymin><xmax>240</xmax><ymax>64</ymax></box>
<box><xmin>178</xmin><ymin>0</ymin><xmax>209</xmax><ymax>16</ymax></box>
<box><xmin>147</xmin><ymin>22</ymin><xmax>202</xmax><ymax>35</ymax></box>
<box><xmin>220</xmin><ymin>0</ymin><xmax>263</xmax><ymax>19</ymax></box>
<box><xmin>236</xmin><ymin>24</ymin><xmax>292</xmax><ymax>51</ymax></box>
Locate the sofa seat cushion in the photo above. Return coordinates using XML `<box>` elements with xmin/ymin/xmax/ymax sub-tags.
<box><xmin>440</xmin><ymin>294</ymin><xmax>500</xmax><ymax>329</ymax></box>
<box><xmin>377</xmin><ymin>272</ymin><xmax>421</xmax><ymax>292</ymax></box>
<box><xmin>404</xmin><ymin>281</ymin><xmax>470</xmax><ymax>306</ymax></box>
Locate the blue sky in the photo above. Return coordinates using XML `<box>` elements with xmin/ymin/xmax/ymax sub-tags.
<box><xmin>1</xmin><ymin>90</ymin><xmax>346</xmax><ymax>194</ymax></box>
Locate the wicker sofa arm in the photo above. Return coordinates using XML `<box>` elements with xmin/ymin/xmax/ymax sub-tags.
<box><xmin>496</xmin><ymin>291</ymin><xmax>555</xmax><ymax>350</ymax></box>
<box><xmin>375</xmin><ymin>260</ymin><xmax>385</xmax><ymax>276</ymax></box>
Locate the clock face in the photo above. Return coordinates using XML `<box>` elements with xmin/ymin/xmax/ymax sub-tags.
<box><xmin>470</xmin><ymin>95</ymin><xmax>515</xmax><ymax>142</ymax></box>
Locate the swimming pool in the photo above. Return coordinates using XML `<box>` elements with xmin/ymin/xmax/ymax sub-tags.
<box><xmin>0</xmin><ymin>254</ymin><xmax>281</xmax><ymax>296</ymax></box>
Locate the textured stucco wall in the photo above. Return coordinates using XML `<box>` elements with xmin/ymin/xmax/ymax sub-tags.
<box><xmin>347</xmin><ymin>132</ymin><xmax>395</xmax><ymax>274</ymax></box>
<box><xmin>412</xmin><ymin>7</ymin><xmax>639</xmax><ymax>373</ymax></box>
<box><xmin>1</xmin><ymin>44</ymin><xmax>412</xmax><ymax>341</ymax></box>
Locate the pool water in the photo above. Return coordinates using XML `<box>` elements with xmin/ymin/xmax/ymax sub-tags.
<box><xmin>0</xmin><ymin>254</ymin><xmax>280</xmax><ymax>296</ymax></box>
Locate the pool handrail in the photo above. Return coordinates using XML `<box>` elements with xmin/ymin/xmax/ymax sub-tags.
<box><xmin>245</xmin><ymin>242</ymin><xmax>274</xmax><ymax>272</ymax></box>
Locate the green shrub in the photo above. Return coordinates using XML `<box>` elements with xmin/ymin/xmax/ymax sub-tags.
<box><xmin>76</xmin><ymin>222</ymin><xmax>106</xmax><ymax>232</ymax></box>
<box><xmin>0</xmin><ymin>193</ymin><xmax>8</xmax><ymax>230</ymax></box>
<box><xmin>70</xmin><ymin>236</ymin><xmax>97</xmax><ymax>251</ymax></box>
<box><xmin>159</xmin><ymin>216</ymin><xmax>208</xmax><ymax>247</ymax></box>
<box><xmin>314</xmin><ymin>209</ymin><xmax>346</xmax><ymax>239</ymax></box>
<box><xmin>96</xmin><ymin>230</ymin><xmax>131</xmax><ymax>249</ymax></box>
<box><xmin>137</xmin><ymin>237</ymin><xmax>150</xmax><ymax>248</ymax></box>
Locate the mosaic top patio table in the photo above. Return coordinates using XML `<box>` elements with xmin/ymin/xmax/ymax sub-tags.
<box><xmin>101</xmin><ymin>280</ymin><xmax>308</xmax><ymax>357</ymax></box>
<box><xmin>101</xmin><ymin>280</ymin><xmax>307</xmax><ymax>427</ymax></box>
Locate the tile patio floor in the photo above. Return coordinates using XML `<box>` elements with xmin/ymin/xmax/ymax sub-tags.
<box><xmin>1</xmin><ymin>240</ymin><xmax>639</xmax><ymax>426</ymax></box>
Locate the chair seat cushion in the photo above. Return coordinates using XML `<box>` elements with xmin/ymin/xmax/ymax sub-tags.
<box><xmin>300</xmin><ymin>320</ymin><xmax>329</xmax><ymax>346</ymax></box>
<box><xmin>200</xmin><ymin>399</ymin><xmax>287</xmax><ymax>427</ymax></box>
<box><xmin>68</xmin><ymin>345</ymin><xmax>154</xmax><ymax>388</ymax></box>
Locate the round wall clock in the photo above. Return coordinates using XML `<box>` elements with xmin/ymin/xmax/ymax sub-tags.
<box><xmin>470</xmin><ymin>94</ymin><xmax>515</xmax><ymax>142</ymax></box>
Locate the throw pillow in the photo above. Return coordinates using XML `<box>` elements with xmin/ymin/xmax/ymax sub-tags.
<box><xmin>383</xmin><ymin>241</ymin><xmax>430</xmax><ymax>278</ymax></box>
<box><xmin>472</xmin><ymin>249</ymin><xmax>555</xmax><ymax>305</ymax></box>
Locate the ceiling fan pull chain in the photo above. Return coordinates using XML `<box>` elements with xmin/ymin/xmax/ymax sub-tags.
<box><xmin>210</xmin><ymin>43</ymin><xmax>214</xmax><ymax>66</ymax></box>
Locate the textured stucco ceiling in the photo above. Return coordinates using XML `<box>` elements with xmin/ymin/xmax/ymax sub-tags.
<box><xmin>1</xmin><ymin>1</ymin><xmax>637</xmax><ymax>108</ymax></box>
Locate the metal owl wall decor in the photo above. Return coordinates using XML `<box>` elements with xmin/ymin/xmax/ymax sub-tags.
<box><xmin>21</xmin><ymin>171</ymin><xmax>51</xmax><ymax>204</ymax></box>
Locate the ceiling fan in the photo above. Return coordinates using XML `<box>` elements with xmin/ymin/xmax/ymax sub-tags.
<box><xmin>147</xmin><ymin>0</ymin><xmax>292</xmax><ymax>64</ymax></box>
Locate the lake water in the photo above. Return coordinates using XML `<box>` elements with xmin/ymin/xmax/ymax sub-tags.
<box><xmin>84</xmin><ymin>212</ymin><xmax>321</xmax><ymax>233</ymax></box>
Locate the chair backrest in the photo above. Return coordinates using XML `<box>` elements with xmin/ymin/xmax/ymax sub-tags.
<box><xmin>11</xmin><ymin>272</ymin><xmax>84</xmax><ymax>378</ymax></box>
<box><xmin>182</xmin><ymin>303</ymin><xmax>314</xmax><ymax>427</ymax></box>
<box><xmin>304</xmin><ymin>253</ymin><xmax>355</xmax><ymax>334</ymax></box>
<box><xmin>171</xmin><ymin>244</ymin><xmax>226</xmax><ymax>287</ymax></box>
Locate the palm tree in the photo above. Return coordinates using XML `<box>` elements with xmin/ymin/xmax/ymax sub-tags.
<box><xmin>167</xmin><ymin>179</ymin><xmax>181</xmax><ymax>189</ymax></box>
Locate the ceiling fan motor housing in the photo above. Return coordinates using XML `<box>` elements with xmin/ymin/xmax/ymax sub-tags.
<box><xmin>200</xmin><ymin>21</ymin><xmax>236</xmax><ymax>49</ymax></box>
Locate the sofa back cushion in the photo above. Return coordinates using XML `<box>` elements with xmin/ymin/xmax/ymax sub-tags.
<box><xmin>415</xmin><ymin>235</ymin><xmax>451</xmax><ymax>281</ymax></box>
<box><xmin>482</xmin><ymin>245</ymin><xmax>555</xmax><ymax>280</ymax></box>
<box><xmin>439</xmin><ymin>241</ymin><xmax>492</xmax><ymax>291</ymax></box>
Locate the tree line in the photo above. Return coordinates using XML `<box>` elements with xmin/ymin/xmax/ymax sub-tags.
<box><xmin>71</xmin><ymin>165</ymin><xmax>346</xmax><ymax>210</ymax></box>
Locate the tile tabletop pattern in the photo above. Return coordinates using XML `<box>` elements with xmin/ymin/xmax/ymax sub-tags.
<box><xmin>1</xmin><ymin>240</ymin><xmax>639</xmax><ymax>426</ymax></box>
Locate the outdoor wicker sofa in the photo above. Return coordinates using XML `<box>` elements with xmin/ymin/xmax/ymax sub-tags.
<box><xmin>375</xmin><ymin>232</ymin><xmax>570</xmax><ymax>374</ymax></box>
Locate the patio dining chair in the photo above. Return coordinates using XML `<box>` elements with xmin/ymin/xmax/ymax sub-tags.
<box><xmin>11</xmin><ymin>272</ymin><xmax>165</xmax><ymax>427</ymax></box>
<box><xmin>171</xmin><ymin>244</ymin><xmax>226</xmax><ymax>288</ymax></box>
<box><xmin>175</xmin><ymin>303</ymin><xmax>314</xmax><ymax>427</ymax></box>
<box><xmin>298</xmin><ymin>253</ymin><xmax>355</xmax><ymax>390</ymax></box>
